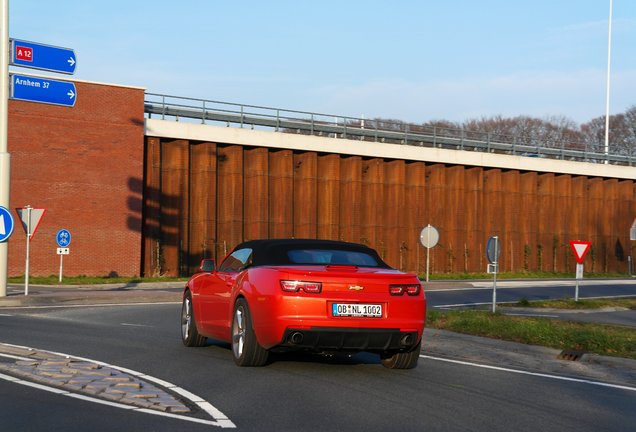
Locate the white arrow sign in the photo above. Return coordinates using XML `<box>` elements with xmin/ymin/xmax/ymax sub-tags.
<box><xmin>0</xmin><ymin>214</ymin><xmax>5</xmax><ymax>236</ymax></box>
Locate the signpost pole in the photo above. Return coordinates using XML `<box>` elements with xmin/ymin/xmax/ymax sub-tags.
<box><xmin>0</xmin><ymin>0</ymin><xmax>10</xmax><ymax>298</ymax></box>
<box><xmin>24</xmin><ymin>205</ymin><xmax>31</xmax><ymax>296</ymax></box>
<box><xmin>426</xmin><ymin>225</ymin><xmax>431</xmax><ymax>283</ymax></box>
<box><xmin>59</xmin><ymin>254</ymin><xmax>63</xmax><ymax>283</ymax></box>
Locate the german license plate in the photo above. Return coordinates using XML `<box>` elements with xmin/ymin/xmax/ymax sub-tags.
<box><xmin>332</xmin><ymin>303</ymin><xmax>382</xmax><ymax>318</ymax></box>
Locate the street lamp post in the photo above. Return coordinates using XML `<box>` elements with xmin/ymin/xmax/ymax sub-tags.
<box><xmin>604</xmin><ymin>0</ymin><xmax>613</xmax><ymax>162</ymax></box>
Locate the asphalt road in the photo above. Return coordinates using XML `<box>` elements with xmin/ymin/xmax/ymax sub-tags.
<box><xmin>0</xmin><ymin>302</ymin><xmax>634</xmax><ymax>431</ymax></box>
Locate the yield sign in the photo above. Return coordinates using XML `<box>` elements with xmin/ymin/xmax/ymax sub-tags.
<box><xmin>569</xmin><ymin>240</ymin><xmax>591</xmax><ymax>264</ymax></box>
<box><xmin>15</xmin><ymin>207</ymin><xmax>46</xmax><ymax>238</ymax></box>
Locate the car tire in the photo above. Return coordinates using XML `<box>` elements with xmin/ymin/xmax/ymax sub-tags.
<box><xmin>232</xmin><ymin>298</ymin><xmax>269</xmax><ymax>367</ymax></box>
<box><xmin>381</xmin><ymin>339</ymin><xmax>421</xmax><ymax>369</ymax></box>
<box><xmin>181</xmin><ymin>291</ymin><xmax>207</xmax><ymax>347</ymax></box>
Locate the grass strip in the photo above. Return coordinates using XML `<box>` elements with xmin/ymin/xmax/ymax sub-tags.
<box><xmin>8</xmin><ymin>275</ymin><xmax>187</xmax><ymax>285</ymax></box>
<box><xmin>427</xmin><ymin>310</ymin><xmax>636</xmax><ymax>360</ymax></box>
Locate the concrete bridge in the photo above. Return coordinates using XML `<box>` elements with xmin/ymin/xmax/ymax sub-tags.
<box><xmin>143</xmin><ymin>94</ymin><xmax>635</xmax><ymax>276</ymax></box>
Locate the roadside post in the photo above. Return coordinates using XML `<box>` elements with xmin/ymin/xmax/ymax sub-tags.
<box><xmin>56</xmin><ymin>229</ymin><xmax>71</xmax><ymax>283</ymax></box>
<box><xmin>486</xmin><ymin>236</ymin><xmax>500</xmax><ymax>313</ymax></box>
<box><xmin>15</xmin><ymin>205</ymin><xmax>46</xmax><ymax>295</ymax></box>
<box><xmin>419</xmin><ymin>224</ymin><xmax>439</xmax><ymax>283</ymax></box>
<box><xmin>569</xmin><ymin>240</ymin><xmax>591</xmax><ymax>302</ymax></box>
<box><xmin>0</xmin><ymin>206</ymin><xmax>14</xmax><ymax>297</ymax></box>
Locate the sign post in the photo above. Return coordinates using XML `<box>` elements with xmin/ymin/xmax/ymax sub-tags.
<box><xmin>486</xmin><ymin>236</ymin><xmax>501</xmax><ymax>313</ymax></box>
<box><xmin>56</xmin><ymin>229</ymin><xmax>71</xmax><ymax>283</ymax></box>
<box><xmin>569</xmin><ymin>240</ymin><xmax>591</xmax><ymax>302</ymax></box>
<box><xmin>419</xmin><ymin>225</ymin><xmax>439</xmax><ymax>283</ymax></box>
<box><xmin>15</xmin><ymin>205</ymin><xmax>46</xmax><ymax>295</ymax></box>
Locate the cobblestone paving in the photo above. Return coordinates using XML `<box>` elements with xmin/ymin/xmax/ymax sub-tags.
<box><xmin>0</xmin><ymin>344</ymin><xmax>190</xmax><ymax>413</ymax></box>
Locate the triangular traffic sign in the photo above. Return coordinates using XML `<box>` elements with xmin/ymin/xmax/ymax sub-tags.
<box><xmin>15</xmin><ymin>207</ymin><xmax>46</xmax><ymax>238</ymax></box>
<box><xmin>569</xmin><ymin>240</ymin><xmax>591</xmax><ymax>264</ymax></box>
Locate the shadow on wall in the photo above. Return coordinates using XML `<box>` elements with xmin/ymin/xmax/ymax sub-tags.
<box><xmin>126</xmin><ymin>177</ymin><xmax>214</xmax><ymax>277</ymax></box>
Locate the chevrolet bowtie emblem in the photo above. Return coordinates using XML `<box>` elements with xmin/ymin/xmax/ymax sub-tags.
<box><xmin>349</xmin><ymin>285</ymin><xmax>364</xmax><ymax>291</ymax></box>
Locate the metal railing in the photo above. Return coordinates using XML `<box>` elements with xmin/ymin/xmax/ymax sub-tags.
<box><xmin>144</xmin><ymin>93</ymin><xmax>634</xmax><ymax>166</ymax></box>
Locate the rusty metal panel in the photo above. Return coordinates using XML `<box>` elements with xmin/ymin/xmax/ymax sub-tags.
<box><xmin>160</xmin><ymin>139</ymin><xmax>190</xmax><ymax>276</ymax></box>
<box><xmin>317</xmin><ymin>154</ymin><xmax>340</xmax><ymax>240</ymax></box>
<box><xmin>602</xmin><ymin>179</ymin><xmax>619</xmax><ymax>272</ymax></box>
<box><xmin>404</xmin><ymin>161</ymin><xmax>426</xmax><ymax>274</ymax></box>
<box><xmin>244</xmin><ymin>147</ymin><xmax>269</xmax><ymax>241</ymax></box>
<box><xmin>464</xmin><ymin>167</ymin><xmax>484</xmax><ymax>272</ymax></box>
<box><xmin>293</xmin><ymin>152</ymin><xmax>318</xmax><ymax>238</ymax></box>
<box><xmin>216</xmin><ymin>145</ymin><xmax>244</xmax><ymax>258</ymax></box>
<box><xmin>425</xmin><ymin>164</ymin><xmax>446</xmax><ymax>274</ymax></box>
<box><xmin>383</xmin><ymin>160</ymin><xmax>405</xmax><ymax>269</ymax></box>
<box><xmin>269</xmin><ymin>150</ymin><xmax>293</xmax><ymax>238</ymax></box>
<box><xmin>339</xmin><ymin>156</ymin><xmax>362</xmax><ymax>243</ymax></box>
<box><xmin>537</xmin><ymin>173</ymin><xmax>556</xmax><ymax>272</ymax></box>
<box><xmin>360</xmin><ymin>158</ymin><xmax>384</xmax><ymax>255</ymax></box>
<box><xmin>502</xmin><ymin>170</ymin><xmax>521</xmax><ymax>273</ymax></box>
<box><xmin>445</xmin><ymin>166</ymin><xmax>465</xmax><ymax>273</ymax></box>
<box><xmin>519</xmin><ymin>172</ymin><xmax>538</xmax><ymax>271</ymax></box>
<box><xmin>142</xmin><ymin>136</ymin><xmax>635</xmax><ymax>276</ymax></box>
<box><xmin>188</xmin><ymin>142</ymin><xmax>217</xmax><ymax>273</ymax></box>
<box><xmin>143</xmin><ymin>137</ymin><xmax>162</xmax><ymax>276</ymax></box>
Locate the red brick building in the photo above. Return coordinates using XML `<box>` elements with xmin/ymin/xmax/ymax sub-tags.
<box><xmin>7</xmin><ymin>79</ymin><xmax>145</xmax><ymax>277</ymax></box>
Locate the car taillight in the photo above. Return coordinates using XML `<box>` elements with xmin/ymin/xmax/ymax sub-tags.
<box><xmin>389</xmin><ymin>284</ymin><xmax>421</xmax><ymax>296</ymax></box>
<box><xmin>280</xmin><ymin>280</ymin><xmax>322</xmax><ymax>294</ymax></box>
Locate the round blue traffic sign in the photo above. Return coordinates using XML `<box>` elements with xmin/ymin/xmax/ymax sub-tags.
<box><xmin>0</xmin><ymin>206</ymin><xmax>14</xmax><ymax>243</ymax></box>
<box><xmin>56</xmin><ymin>229</ymin><xmax>72</xmax><ymax>247</ymax></box>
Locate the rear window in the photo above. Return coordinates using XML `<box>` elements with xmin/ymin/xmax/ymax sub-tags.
<box><xmin>287</xmin><ymin>249</ymin><xmax>381</xmax><ymax>267</ymax></box>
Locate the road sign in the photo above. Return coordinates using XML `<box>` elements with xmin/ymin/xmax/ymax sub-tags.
<box><xmin>57</xmin><ymin>248</ymin><xmax>70</xmax><ymax>255</ymax></box>
<box><xmin>15</xmin><ymin>207</ymin><xmax>46</xmax><ymax>237</ymax></box>
<box><xmin>0</xmin><ymin>206</ymin><xmax>15</xmax><ymax>243</ymax></box>
<box><xmin>10</xmin><ymin>39</ymin><xmax>77</xmax><ymax>74</ymax></box>
<box><xmin>419</xmin><ymin>225</ymin><xmax>439</xmax><ymax>249</ymax></box>
<box><xmin>56</xmin><ymin>229</ymin><xmax>72</xmax><ymax>247</ymax></box>
<box><xmin>569</xmin><ymin>240</ymin><xmax>591</xmax><ymax>264</ymax></box>
<box><xmin>486</xmin><ymin>236</ymin><xmax>501</xmax><ymax>264</ymax></box>
<box><xmin>11</xmin><ymin>74</ymin><xmax>77</xmax><ymax>107</ymax></box>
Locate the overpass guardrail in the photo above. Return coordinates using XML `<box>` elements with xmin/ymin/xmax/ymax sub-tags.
<box><xmin>144</xmin><ymin>93</ymin><xmax>634</xmax><ymax>166</ymax></box>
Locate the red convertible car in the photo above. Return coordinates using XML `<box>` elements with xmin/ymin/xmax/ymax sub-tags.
<box><xmin>181</xmin><ymin>239</ymin><xmax>426</xmax><ymax>368</ymax></box>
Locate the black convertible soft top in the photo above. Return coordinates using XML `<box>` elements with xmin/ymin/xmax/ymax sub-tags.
<box><xmin>231</xmin><ymin>239</ymin><xmax>392</xmax><ymax>268</ymax></box>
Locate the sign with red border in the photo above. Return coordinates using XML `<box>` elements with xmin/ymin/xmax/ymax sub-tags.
<box><xmin>15</xmin><ymin>207</ymin><xmax>46</xmax><ymax>238</ymax></box>
<box><xmin>569</xmin><ymin>240</ymin><xmax>591</xmax><ymax>264</ymax></box>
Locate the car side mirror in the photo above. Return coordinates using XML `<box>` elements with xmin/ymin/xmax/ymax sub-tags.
<box><xmin>200</xmin><ymin>259</ymin><xmax>215</xmax><ymax>273</ymax></box>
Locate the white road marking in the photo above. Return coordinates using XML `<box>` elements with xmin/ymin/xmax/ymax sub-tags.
<box><xmin>120</xmin><ymin>323</ymin><xmax>153</xmax><ymax>328</ymax></box>
<box><xmin>0</xmin><ymin>352</ymin><xmax>33</xmax><ymax>362</ymax></box>
<box><xmin>0</xmin><ymin>343</ymin><xmax>236</xmax><ymax>428</ymax></box>
<box><xmin>420</xmin><ymin>354</ymin><xmax>636</xmax><ymax>393</ymax></box>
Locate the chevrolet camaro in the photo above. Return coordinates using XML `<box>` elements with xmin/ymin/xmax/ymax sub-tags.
<box><xmin>181</xmin><ymin>239</ymin><xmax>426</xmax><ymax>368</ymax></box>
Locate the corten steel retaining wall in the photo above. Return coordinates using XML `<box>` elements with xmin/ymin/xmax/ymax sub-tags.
<box><xmin>142</xmin><ymin>135</ymin><xmax>635</xmax><ymax>277</ymax></box>
<box><xmin>7</xmin><ymin>80</ymin><xmax>145</xmax><ymax>277</ymax></box>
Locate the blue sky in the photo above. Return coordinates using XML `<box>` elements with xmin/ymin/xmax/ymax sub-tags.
<box><xmin>9</xmin><ymin>1</ymin><xmax>636</xmax><ymax>125</ymax></box>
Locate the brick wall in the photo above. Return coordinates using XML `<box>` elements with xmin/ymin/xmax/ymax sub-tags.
<box><xmin>7</xmin><ymin>80</ymin><xmax>145</xmax><ymax>277</ymax></box>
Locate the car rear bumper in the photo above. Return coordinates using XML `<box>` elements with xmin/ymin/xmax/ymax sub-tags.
<box><xmin>279</xmin><ymin>327</ymin><xmax>420</xmax><ymax>353</ymax></box>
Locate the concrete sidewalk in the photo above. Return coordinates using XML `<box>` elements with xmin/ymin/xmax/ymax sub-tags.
<box><xmin>0</xmin><ymin>281</ymin><xmax>184</xmax><ymax>307</ymax></box>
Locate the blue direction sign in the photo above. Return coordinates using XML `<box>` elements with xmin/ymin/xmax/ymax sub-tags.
<box><xmin>0</xmin><ymin>206</ymin><xmax>15</xmax><ymax>243</ymax></box>
<box><xmin>11</xmin><ymin>74</ymin><xmax>77</xmax><ymax>107</ymax></box>
<box><xmin>10</xmin><ymin>39</ymin><xmax>77</xmax><ymax>74</ymax></box>
<box><xmin>56</xmin><ymin>229</ymin><xmax>72</xmax><ymax>247</ymax></box>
